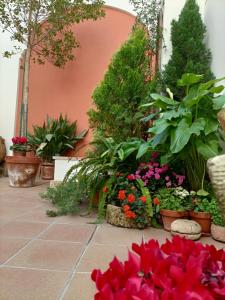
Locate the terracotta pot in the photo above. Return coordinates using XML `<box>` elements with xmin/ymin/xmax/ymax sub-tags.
<box><xmin>189</xmin><ymin>210</ymin><xmax>211</xmax><ymax>235</ymax></box>
<box><xmin>160</xmin><ymin>209</ymin><xmax>189</xmax><ymax>231</ymax></box>
<box><xmin>5</xmin><ymin>156</ymin><xmax>41</xmax><ymax>187</ymax></box>
<box><xmin>13</xmin><ymin>150</ymin><xmax>26</xmax><ymax>157</ymax></box>
<box><xmin>211</xmin><ymin>223</ymin><xmax>225</xmax><ymax>243</ymax></box>
<box><xmin>41</xmin><ymin>162</ymin><xmax>54</xmax><ymax>180</ymax></box>
<box><xmin>26</xmin><ymin>150</ymin><xmax>36</xmax><ymax>157</ymax></box>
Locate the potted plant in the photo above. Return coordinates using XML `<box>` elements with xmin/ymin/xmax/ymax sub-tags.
<box><xmin>28</xmin><ymin>114</ymin><xmax>87</xmax><ymax>180</ymax></box>
<box><xmin>189</xmin><ymin>191</ymin><xmax>212</xmax><ymax>235</ymax></box>
<box><xmin>5</xmin><ymin>137</ymin><xmax>41</xmax><ymax>187</ymax></box>
<box><xmin>210</xmin><ymin>198</ymin><xmax>225</xmax><ymax>243</ymax></box>
<box><xmin>157</xmin><ymin>187</ymin><xmax>190</xmax><ymax>231</ymax></box>
<box><xmin>9</xmin><ymin>136</ymin><xmax>27</xmax><ymax>156</ymax></box>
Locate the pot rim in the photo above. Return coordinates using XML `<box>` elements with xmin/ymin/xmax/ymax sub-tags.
<box><xmin>160</xmin><ymin>209</ymin><xmax>189</xmax><ymax>217</ymax></box>
<box><xmin>190</xmin><ymin>210</ymin><xmax>211</xmax><ymax>219</ymax></box>
<box><xmin>5</xmin><ymin>156</ymin><xmax>41</xmax><ymax>164</ymax></box>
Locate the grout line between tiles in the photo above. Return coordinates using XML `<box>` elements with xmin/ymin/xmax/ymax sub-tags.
<box><xmin>57</xmin><ymin>224</ymin><xmax>101</xmax><ymax>300</ymax></box>
<box><xmin>0</xmin><ymin>264</ymin><xmax>70</xmax><ymax>273</ymax></box>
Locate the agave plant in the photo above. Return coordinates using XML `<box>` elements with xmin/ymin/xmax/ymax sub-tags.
<box><xmin>28</xmin><ymin>114</ymin><xmax>87</xmax><ymax>162</ymax></box>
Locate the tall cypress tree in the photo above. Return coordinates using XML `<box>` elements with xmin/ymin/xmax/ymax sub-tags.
<box><xmin>88</xmin><ymin>26</ymin><xmax>152</xmax><ymax>142</ymax></box>
<box><xmin>163</xmin><ymin>0</ymin><xmax>214</xmax><ymax>98</ymax></box>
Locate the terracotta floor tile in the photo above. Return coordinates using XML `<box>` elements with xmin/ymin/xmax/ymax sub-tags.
<box><xmin>0</xmin><ymin>267</ymin><xmax>69</xmax><ymax>300</ymax></box>
<box><xmin>92</xmin><ymin>223</ymin><xmax>143</xmax><ymax>245</ymax></box>
<box><xmin>0</xmin><ymin>221</ymin><xmax>48</xmax><ymax>238</ymax></box>
<box><xmin>40</xmin><ymin>223</ymin><xmax>96</xmax><ymax>243</ymax></box>
<box><xmin>0</xmin><ymin>207</ymin><xmax>33</xmax><ymax>219</ymax></box>
<box><xmin>16</xmin><ymin>208</ymin><xmax>55</xmax><ymax>223</ymax></box>
<box><xmin>0</xmin><ymin>238</ymin><xmax>30</xmax><ymax>264</ymax></box>
<box><xmin>55</xmin><ymin>214</ymin><xmax>98</xmax><ymax>225</ymax></box>
<box><xmin>143</xmin><ymin>227</ymin><xmax>171</xmax><ymax>244</ymax></box>
<box><xmin>77</xmin><ymin>243</ymin><xmax>129</xmax><ymax>272</ymax></box>
<box><xmin>63</xmin><ymin>272</ymin><xmax>96</xmax><ymax>300</ymax></box>
<box><xmin>200</xmin><ymin>236</ymin><xmax>225</xmax><ymax>249</ymax></box>
<box><xmin>7</xmin><ymin>239</ymin><xmax>84</xmax><ymax>271</ymax></box>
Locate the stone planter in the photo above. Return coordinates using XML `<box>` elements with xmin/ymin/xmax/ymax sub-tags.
<box><xmin>5</xmin><ymin>156</ymin><xmax>41</xmax><ymax>187</ymax></box>
<box><xmin>41</xmin><ymin>162</ymin><xmax>54</xmax><ymax>180</ymax></box>
<box><xmin>160</xmin><ymin>209</ymin><xmax>189</xmax><ymax>231</ymax></box>
<box><xmin>211</xmin><ymin>223</ymin><xmax>225</xmax><ymax>243</ymax></box>
<box><xmin>189</xmin><ymin>211</ymin><xmax>211</xmax><ymax>235</ymax></box>
<box><xmin>106</xmin><ymin>204</ymin><xmax>150</xmax><ymax>229</ymax></box>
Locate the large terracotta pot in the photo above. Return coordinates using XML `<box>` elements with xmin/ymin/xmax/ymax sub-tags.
<box><xmin>160</xmin><ymin>209</ymin><xmax>189</xmax><ymax>231</ymax></box>
<box><xmin>211</xmin><ymin>223</ymin><xmax>225</xmax><ymax>243</ymax></box>
<box><xmin>189</xmin><ymin>210</ymin><xmax>211</xmax><ymax>235</ymax></box>
<box><xmin>5</xmin><ymin>156</ymin><xmax>41</xmax><ymax>187</ymax></box>
<box><xmin>13</xmin><ymin>150</ymin><xmax>26</xmax><ymax>157</ymax></box>
<box><xmin>0</xmin><ymin>136</ymin><xmax>6</xmax><ymax>162</ymax></box>
<box><xmin>41</xmin><ymin>162</ymin><xmax>54</xmax><ymax>180</ymax></box>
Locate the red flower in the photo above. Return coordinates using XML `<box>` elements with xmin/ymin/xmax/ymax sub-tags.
<box><xmin>102</xmin><ymin>186</ymin><xmax>108</xmax><ymax>193</ymax></box>
<box><xmin>127</xmin><ymin>193</ymin><xmax>136</xmax><ymax>203</ymax></box>
<box><xmin>153</xmin><ymin>197</ymin><xmax>160</xmax><ymax>205</ymax></box>
<box><xmin>123</xmin><ymin>205</ymin><xmax>130</xmax><ymax>212</ymax></box>
<box><xmin>127</xmin><ymin>174</ymin><xmax>135</xmax><ymax>181</ymax></box>
<box><xmin>125</xmin><ymin>211</ymin><xmax>136</xmax><ymax>219</ymax></box>
<box><xmin>118</xmin><ymin>190</ymin><xmax>126</xmax><ymax>200</ymax></box>
<box><xmin>12</xmin><ymin>136</ymin><xmax>27</xmax><ymax>144</ymax></box>
<box><xmin>140</xmin><ymin>196</ymin><xmax>147</xmax><ymax>203</ymax></box>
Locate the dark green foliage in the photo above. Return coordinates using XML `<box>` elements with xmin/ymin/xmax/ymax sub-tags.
<box><xmin>88</xmin><ymin>26</ymin><xmax>152</xmax><ymax>142</ymax></box>
<box><xmin>162</xmin><ymin>0</ymin><xmax>214</xmax><ymax>98</ymax></box>
<box><xmin>41</xmin><ymin>181</ymin><xmax>85</xmax><ymax>216</ymax></box>
<box><xmin>28</xmin><ymin>114</ymin><xmax>87</xmax><ymax>162</ymax></box>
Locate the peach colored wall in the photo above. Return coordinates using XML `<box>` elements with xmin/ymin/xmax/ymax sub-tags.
<box><xmin>16</xmin><ymin>6</ymin><xmax>135</xmax><ymax>156</ymax></box>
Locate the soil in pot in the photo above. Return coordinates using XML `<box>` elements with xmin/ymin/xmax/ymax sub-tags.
<box><xmin>5</xmin><ymin>156</ymin><xmax>41</xmax><ymax>187</ymax></box>
<box><xmin>211</xmin><ymin>223</ymin><xmax>225</xmax><ymax>243</ymax></box>
<box><xmin>160</xmin><ymin>209</ymin><xmax>189</xmax><ymax>231</ymax></box>
<box><xmin>189</xmin><ymin>210</ymin><xmax>211</xmax><ymax>235</ymax></box>
<box><xmin>41</xmin><ymin>162</ymin><xmax>54</xmax><ymax>180</ymax></box>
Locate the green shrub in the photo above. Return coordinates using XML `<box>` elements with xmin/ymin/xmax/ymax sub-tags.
<box><xmin>162</xmin><ymin>0</ymin><xmax>214</xmax><ymax>98</ymax></box>
<box><xmin>88</xmin><ymin>26</ymin><xmax>152</xmax><ymax>142</ymax></box>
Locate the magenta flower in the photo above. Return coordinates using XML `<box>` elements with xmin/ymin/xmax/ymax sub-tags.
<box><xmin>155</xmin><ymin>173</ymin><xmax>160</xmax><ymax>180</ymax></box>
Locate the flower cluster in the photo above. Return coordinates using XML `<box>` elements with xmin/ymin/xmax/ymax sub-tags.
<box><xmin>117</xmin><ymin>188</ymin><xmax>148</xmax><ymax>227</ymax></box>
<box><xmin>92</xmin><ymin>236</ymin><xmax>225</xmax><ymax>299</ymax></box>
<box><xmin>10</xmin><ymin>136</ymin><xmax>27</xmax><ymax>151</ymax></box>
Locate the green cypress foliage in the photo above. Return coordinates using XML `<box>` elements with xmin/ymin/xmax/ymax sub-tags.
<box><xmin>88</xmin><ymin>26</ymin><xmax>152</xmax><ymax>142</ymax></box>
<box><xmin>163</xmin><ymin>0</ymin><xmax>214</xmax><ymax>98</ymax></box>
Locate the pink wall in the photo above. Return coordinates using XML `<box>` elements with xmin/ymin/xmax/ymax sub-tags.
<box><xmin>16</xmin><ymin>6</ymin><xmax>136</xmax><ymax>156</ymax></box>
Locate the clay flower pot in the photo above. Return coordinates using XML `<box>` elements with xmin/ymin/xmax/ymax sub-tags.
<box><xmin>189</xmin><ymin>210</ymin><xmax>211</xmax><ymax>235</ymax></box>
<box><xmin>160</xmin><ymin>209</ymin><xmax>189</xmax><ymax>231</ymax></box>
<box><xmin>41</xmin><ymin>162</ymin><xmax>54</xmax><ymax>180</ymax></box>
<box><xmin>13</xmin><ymin>150</ymin><xmax>26</xmax><ymax>157</ymax></box>
<box><xmin>5</xmin><ymin>156</ymin><xmax>41</xmax><ymax>187</ymax></box>
<box><xmin>211</xmin><ymin>223</ymin><xmax>225</xmax><ymax>243</ymax></box>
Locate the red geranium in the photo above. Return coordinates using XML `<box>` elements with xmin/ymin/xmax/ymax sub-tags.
<box><xmin>127</xmin><ymin>193</ymin><xmax>136</xmax><ymax>203</ymax></box>
<box><xmin>140</xmin><ymin>196</ymin><xmax>147</xmax><ymax>203</ymax></box>
<box><xmin>118</xmin><ymin>190</ymin><xmax>126</xmax><ymax>200</ymax></box>
<box><xmin>102</xmin><ymin>186</ymin><xmax>108</xmax><ymax>193</ymax></box>
<box><xmin>153</xmin><ymin>197</ymin><xmax>160</xmax><ymax>205</ymax></box>
<box><xmin>125</xmin><ymin>210</ymin><xmax>136</xmax><ymax>219</ymax></box>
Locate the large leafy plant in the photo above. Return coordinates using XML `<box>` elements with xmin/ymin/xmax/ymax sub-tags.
<box><xmin>143</xmin><ymin>73</ymin><xmax>225</xmax><ymax>191</ymax></box>
<box><xmin>28</xmin><ymin>114</ymin><xmax>87</xmax><ymax>162</ymax></box>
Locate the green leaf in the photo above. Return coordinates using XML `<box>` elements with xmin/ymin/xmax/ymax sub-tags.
<box><xmin>136</xmin><ymin>143</ymin><xmax>150</xmax><ymax>159</ymax></box>
<box><xmin>150</xmin><ymin>93</ymin><xmax>179</xmax><ymax>106</ymax></box>
<box><xmin>177</xmin><ymin>73</ymin><xmax>203</xmax><ymax>87</ymax></box>
<box><xmin>148</xmin><ymin>119</ymin><xmax>170</xmax><ymax>135</ymax></box>
<box><xmin>190</xmin><ymin>118</ymin><xmax>205</xmax><ymax>136</ymax></box>
<box><xmin>170</xmin><ymin>119</ymin><xmax>192</xmax><ymax>153</ymax></box>
<box><xmin>212</xmin><ymin>95</ymin><xmax>225</xmax><ymax>110</ymax></box>
<box><xmin>196</xmin><ymin>139</ymin><xmax>219</xmax><ymax>159</ymax></box>
<box><xmin>204</xmin><ymin>118</ymin><xmax>218</xmax><ymax>135</ymax></box>
<box><xmin>46</xmin><ymin>134</ymin><xmax>53</xmax><ymax>142</ymax></box>
<box><xmin>140</xmin><ymin>112</ymin><xmax>159</xmax><ymax>122</ymax></box>
<box><xmin>151</xmin><ymin>129</ymin><xmax>169</xmax><ymax>147</ymax></box>
<box><xmin>118</xmin><ymin>149</ymin><xmax>124</xmax><ymax>161</ymax></box>
<box><xmin>197</xmin><ymin>189</ymin><xmax>209</xmax><ymax>196</ymax></box>
<box><xmin>209</xmin><ymin>85</ymin><xmax>224</xmax><ymax>94</ymax></box>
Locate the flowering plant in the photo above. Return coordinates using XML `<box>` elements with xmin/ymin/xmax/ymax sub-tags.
<box><xmin>10</xmin><ymin>136</ymin><xmax>27</xmax><ymax>152</ymax></box>
<box><xmin>92</xmin><ymin>236</ymin><xmax>225</xmax><ymax>299</ymax></box>
<box><xmin>127</xmin><ymin>152</ymin><xmax>185</xmax><ymax>192</ymax></box>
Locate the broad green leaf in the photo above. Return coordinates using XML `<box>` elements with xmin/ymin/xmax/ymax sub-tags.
<box><xmin>162</xmin><ymin>110</ymin><xmax>181</xmax><ymax>120</ymax></box>
<box><xmin>212</xmin><ymin>95</ymin><xmax>225</xmax><ymax>110</ymax></box>
<box><xmin>123</xmin><ymin>147</ymin><xmax>138</xmax><ymax>159</ymax></box>
<box><xmin>177</xmin><ymin>74</ymin><xmax>203</xmax><ymax>87</ymax></box>
<box><xmin>151</xmin><ymin>129</ymin><xmax>169</xmax><ymax>147</ymax></box>
<box><xmin>118</xmin><ymin>149</ymin><xmax>124</xmax><ymax>161</ymax></box>
<box><xmin>197</xmin><ymin>189</ymin><xmax>209</xmax><ymax>196</ymax></box>
<box><xmin>204</xmin><ymin>118</ymin><xmax>218</xmax><ymax>135</ymax></box>
<box><xmin>136</xmin><ymin>143</ymin><xmax>150</xmax><ymax>159</ymax></box>
<box><xmin>190</xmin><ymin>118</ymin><xmax>205</xmax><ymax>136</ymax></box>
<box><xmin>199</xmin><ymin>77</ymin><xmax>225</xmax><ymax>92</ymax></box>
<box><xmin>209</xmin><ymin>85</ymin><xmax>224</xmax><ymax>94</ymax></box>
<box><xmin>148</xmin><ymin>119</ymin><xmax>170</xmax><ymax>135</ymax></box>
<box><xmin>170</xmin><ymin>119</ymin><xmax>192</xmax><ymax>153</ymax></box>
<box><xmin>196</xmin><ymin>139</ymin><xmax>219</xmax><ymax>159</ymax></box>
<box><xmin>150</xmin><ymin>93</ymin><xmax>179</xmax><ymax>106</ymax></box>
<box><xmin>140</xmin><ymin>112</ymin><xmax>159</xmax><ymax>122</ymax></box>
<box><xmin>46</xmin><ymin>134</ymin><xmax>53</xmax><ymax>142</ymax></box>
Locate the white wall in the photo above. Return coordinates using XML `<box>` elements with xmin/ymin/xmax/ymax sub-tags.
<box><xmin>0</xmin><ymin>31</ymin><xmax>21</xmax><ymax>154</ymax></box>
<box><xmin>105</xmin><ymin>0</ymin><xmax>135</xmax><ymax>14</ymax></box>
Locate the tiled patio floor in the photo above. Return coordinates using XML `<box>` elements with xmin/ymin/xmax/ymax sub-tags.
<box><xmin>0</xmin><ymin>177</ymin><xmax>224</xmax><ymax>300</ymax></box>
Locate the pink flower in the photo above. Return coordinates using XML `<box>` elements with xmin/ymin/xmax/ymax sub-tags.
<box><xmin>166</xmin><ymin>181</ymin><xmax>172</xmax><ymax>187</ymax></box>
<box><xmin>165</xmin><ymin>176</ymin><xmax>170</xmax><ymax>181</ymax></box>
<box><xmin>154</xmin><ymin>173</ymin><xmax>160</xmax><ymax>180</ymax></box>
<box><xmin>176</xmin><ymin>175</ymin><xmax>185</xmax><ymax>186</ymax></box>
<box><xmin>153</xmin><ymin>162</ymin><xmax>159</xmax><ymax>167</ymax></box>
<box><xmin>127</xmin><ymin>174</ymin><xmax>135</xmax><ymax>181</ymax></box>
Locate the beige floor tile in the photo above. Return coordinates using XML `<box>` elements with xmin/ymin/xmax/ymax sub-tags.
<box><xmin>200</xmin><ymin>236</ymin><xmax>225</xmax><ymax>249</ymax></box>
<box><xmin>0</xmin><ymin>221</ymin><xmax>48</xmax><ymax>238</ymax></box>
<box><xmin>7</xmin><ymin>239</ymin><xmax>84</xmax><ymax>271</ymax></box>
<box><xmin>92</xmin><ymin>223</ymin><xmax>143</xmax><ymax>245</ymax></box>
<box><xmin>0</xmin><ymin>207</ymin><xmax>33</xmax><ymax>219</ymax></box>
<box><xmin>40</xmin><ymin>223</ymin><xmax>96</xmax><ymax>243</ymax></box>
<box><xmin>16</xmin><ymin>208</ymin><xmax>55</xmax><ymax>223</ymax></box>
<box><xmin>0</xmin><ymin>267</ymin><xmax>69</xmax><ymax>300</ymax></box>
<box><xmin>55</xmin><ymin>214</ymin><xmax>98</xmax><ymax>225</ymax></box>
<box><xmin>77</xmin><ymin>243</ymin><xmax>129</xmax><ymax>272</ymax></box>
<box><xmin>63</xmin><ymin>273</ymin><xmax>96</xmax><ymax>300</ymax></box>
<box><xmin>143</xmin><ymin>227</ymin><xmax>171</xmax><ymax>244</ymax></box>
<box><xmin>0</xmin><ymin>238</ymin><xmax>30</xmax><ymax>264</ymax></box>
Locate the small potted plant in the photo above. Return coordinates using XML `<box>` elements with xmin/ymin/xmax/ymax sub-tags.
<box><xmin>157</xmin><ymin>187</ymin><xmax>190</xmax><ymax>231</ymax></box>
<box><xmin>190</xmin><ymin>191</ymin><xmax>212</xmax><ymax>235</ymax></box>
<box><xmin>10</xmin><ymin>136</ymin><xmax>27</xmax><ymax>156</ymax></box>
<box><xmin>210</xmin><ymin>198</ymin><xmax>225</xmax><ymax>243</ymax></box>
